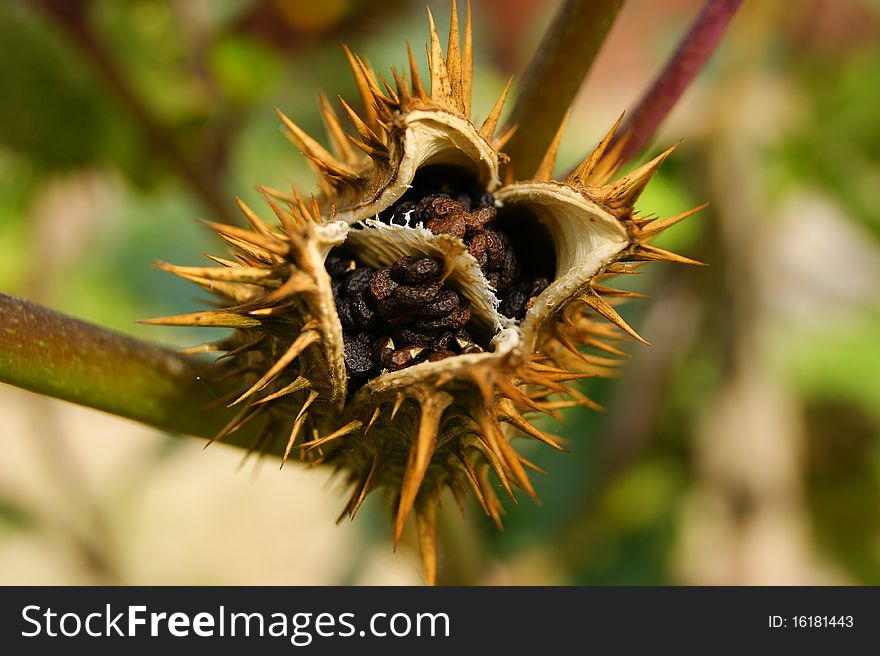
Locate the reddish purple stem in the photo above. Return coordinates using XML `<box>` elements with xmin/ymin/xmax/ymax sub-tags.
<box><xmin>615</xmin><ymin>0</ymin><xmax>744</xmax><ymax>163</ymax></box>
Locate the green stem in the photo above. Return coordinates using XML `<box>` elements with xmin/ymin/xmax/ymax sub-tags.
<box><xmin>502</xmin><ymin>0</ymin><xmax>624</xmax><ymax>178</ymax></box>
<box><xmin>0</xmin><ymin>293</ymin><xmax>241</xmax><ymax>441</ymax></box>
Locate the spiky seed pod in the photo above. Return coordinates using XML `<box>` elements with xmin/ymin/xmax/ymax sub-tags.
<box><xmin>146</xmin><ymin>1</ymin><xmax>704</xmax><ymax>585</ymax></box>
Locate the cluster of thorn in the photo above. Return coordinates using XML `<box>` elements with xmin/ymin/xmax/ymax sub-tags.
<box><xmin>140</xmin><ymin>0</ymin><xmax>712</xmax><ymax>587</ymax></box>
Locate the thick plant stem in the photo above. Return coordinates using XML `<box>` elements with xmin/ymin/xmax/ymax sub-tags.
<box><xmin>0</xmin><ymin>293</ymin><xmax>240</xmax><ymax>441</ymax></box>
<box><xmin>613</xmin><ymin>0</ymin><xmax>744</xmax><ymax>163</ymax></box>
<box><xmin>503</xmin><ymin>0</ymin><xmax>623</xmax><ymax>179</ymax></box>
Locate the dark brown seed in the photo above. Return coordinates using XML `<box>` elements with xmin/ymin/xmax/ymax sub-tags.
<box><xmin>467</xmin><ymin>232</ymin><xmax>490</xmax><ymax>267</ymax></box>
<box><xmin>394</xmin><ymin>327</ymin><xmax>435</xmax><ymax>347</ymax></box>
<box><xmin>390</xmin><ymin>256</ymin><xmax>443</xmax><ymax>284</ymax></box>
<box><xmin>344</xmin><ymin>267</ymin><xmax>374</xmax><ymax>296</ymax></box>
<box><xmin>483</xmin><ymin>231</ymin><xmax>505</xmax><ymax>270</ymax></box>
<box><xmin>351</xmin><ymin>295</ymin><xmax>379</xmax><ymax>329</ymax></box>
<box><xmin>325</xmin><ymin>253</ymin><xmax>356</xmax><ymax>279</ymax></box>
<box><xmin>336</xmin><ymin>298</ymin><xmax>357</xmax><ymax>332</ymax></box>
<box><xmin>428</xmin><ymin>349</ymin><xmax>457</xmax><ymax>362</ymax></box>
<box><xmin>452</xmin><ymin>304</ymin><xmax>472</xmax><ymax>327</ymax></box>
<box><xmin>499</xmin><ymin>281</ymin><xmax>529</xmax><ymax>319</ymax></box>
<box><xmin>432</xmin><ymin>331</ymin><xmax>456</xmax><ymax>352</ymax></box>
<box><xmin>419</xmin><ymin>290</ymin><xmax>459</xmax><ymax>319</ymax></box>
<box><xmin>328</xmin><ymin>199</ymin><xmax>510</xmax><ymax>387</ymax></box>
<box><xmin>414</xmin><ymin>303</ymin><xmax>471</xmax><ymax>332</ymax></box>
<box><xmin>464</xmin><ymin>206</ymin><xmax>496</xmax><ymax>234</ymax></box>
<box><xmin>499</xmin><ymin>248</ymin><xmax>518</xmax><ymax>289</ymax></box>
<box><xmin>425</xmin><ymin>214</ymin><xmax>467</xmax><ymax>239</ymax></box>
<box><xmin>376</xmin><ymin>298</ymin><xmax>400</xmax><ymax>320</ymax></box>
<box><xmin>372</xmin><ymin>335</ymin><xmax>395</xmax><ymax>370</ymax></box>
<box><xmin>389</xmin><ymin>256</ymin><xmax>417</xmax><ymax>282</ymax></box>
<box><xmin>344</xmin><ymin>334</ymin><xmax>374</xmax><ymax>379</ymax></box>
<box><xmin>416</xmin><ymin>194</ymin><xmax>466</xmax><ymax>222</ymax></box>
<box><xmin>389</xmin><ymin>346</ymin><xmax>426</xmax><ymax>371</ymax></box>
<box><xmin>380</xmin><ymin>283</ymin><xmax>440</xmax><ymax>318</ymax></box>
<box><xmin>368</xmin><ymin>268</ymin><xmax>398</xmax><ymax>302</ymax></box>
<box><xmin>331</xmin><ymin>278</ymin><xmax>345</xmax><ymax>299</ymax></box>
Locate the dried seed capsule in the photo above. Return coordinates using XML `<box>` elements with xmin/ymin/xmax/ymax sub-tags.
<box><xmin>390</xmin><ymin>256</ymin><xmax>443</xmax><ymax>284</ymax></box>
<box><xmin>154</xmin><ymin>3</ymin><xmax>698</xmax><ymax>586</ymax></box>
<box><xmin>368</xmin><ymin>268</ymin><xmax>398</xmax><ymax>302</ymax></box>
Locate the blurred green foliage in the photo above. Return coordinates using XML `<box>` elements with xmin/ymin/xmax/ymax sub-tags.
<box><xmin>0</xmin><ymin>7</ymin><xmax>106</xmax><ymax>171</ymax></box>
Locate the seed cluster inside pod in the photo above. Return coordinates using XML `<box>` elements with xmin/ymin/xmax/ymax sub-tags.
<box><xmin>326</xmin><ymin>249</ymin><xmax>485</xmax><ymax>391</ymax></box>
<box><xmin>327</xmin><ymin>170</ymin><xmax>557</xmax><ymax>390</ymax></box>
<box><xmin>376</xmin><ymin>167</ymin><xmax>554</xmax><ymax>321</ymax></box>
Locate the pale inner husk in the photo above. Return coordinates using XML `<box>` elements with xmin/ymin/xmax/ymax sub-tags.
<box><xmin>304</xmin><ymin>221</ymin><xmax>351</xmax><ymax>402</ymax></box>
<box><xmin>351</xmin><ymin>327</ymin><xmax>522</xmax><ymax>402</ymax></box>
<box><xmin>333</xmin><ymin>110</ymin><xmax>501</xmax><ymax>225</ymax></box>
<box><xmin>494</xmin><ymin>183</ymin><xmax>631</xmax><ymax>351</ymax></box>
